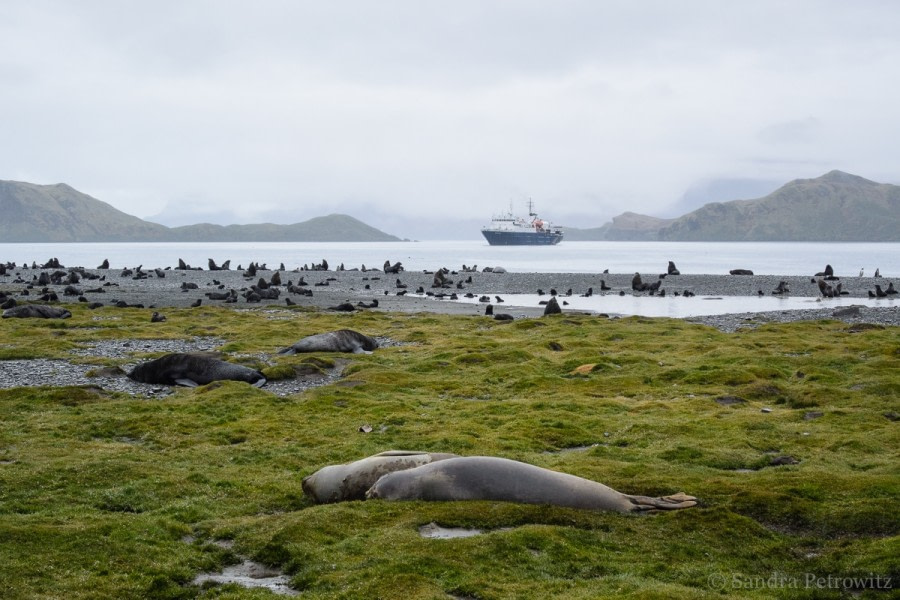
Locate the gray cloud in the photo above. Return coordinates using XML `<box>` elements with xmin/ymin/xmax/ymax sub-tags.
<box><xmin>2</xmin><ymin>1</ymin><xmax>898</xmax><ymax>239</ymax></box>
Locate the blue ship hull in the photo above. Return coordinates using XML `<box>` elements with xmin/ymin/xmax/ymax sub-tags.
<box><xmin>481</xmin><ymin>229</ymin><xmax>563</xmax><ymax>245</ymax></box>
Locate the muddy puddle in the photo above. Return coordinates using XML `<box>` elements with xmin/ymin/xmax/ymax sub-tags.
<box><xmin>419</xmin><ymin>522</ymin><xmax>485</xmax><ymax>539</ymax></box>
<box><xmin>192</xmin><ymin>561</ymin><xmax>298</xmax><ymax>596</ymax></box>
<box><xmin>418</xmin><ymin>522</ymin><xmax>518</xmax><ymax>539</ymax></box>
<box><xmin>187</xmin><ymin>537</ymin><xmax>298</xmax><ymax>596</ymax></box>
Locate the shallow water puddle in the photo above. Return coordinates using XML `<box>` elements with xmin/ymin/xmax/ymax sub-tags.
<box><xmin>419</xmin><ymin>522</ymin><xmax>484</xmax><ymax>539</ymax></box>
<box><xmin>444</xmin><ymin>293</ymin><xmax>895</xmax><ymax>318</ymax></box>
<box><xmin>187</xmin><ymin>537</ymin><xmax>298</xmax><ymax>596</ymax></box>
<box><xmin>192</xmin><ymin>561</ymin><xmax>298</xmax><ymax>596</ymax></box>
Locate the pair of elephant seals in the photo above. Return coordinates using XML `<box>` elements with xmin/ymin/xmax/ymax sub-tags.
<box><xmin>365</xmin><ymin>456</ymin><xmax>697</xmax><ymax>513</ymax></box>
<box><xmin>302</xmin><ymin>450</ymin><xmax>459</xmax><ymax>503</ymax></box>
<box><xmin>127</xmin><ymin>353</ymin><xmax>266</xmax><ymax>388</ymax></box>
<box><xmin>278</xmin><ymin>329</ymin><xmax>378</xmax><ymax>355</ymax></box>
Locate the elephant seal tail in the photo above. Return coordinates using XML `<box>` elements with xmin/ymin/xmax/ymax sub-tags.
<box><xmin>624</xmin><ymin>492</ymin><xmax>697</xmax><ymax>512</ymax></box>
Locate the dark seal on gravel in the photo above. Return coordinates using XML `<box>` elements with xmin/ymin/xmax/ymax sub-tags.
<box><xmin>128</xmin><ymin>353</ymin><xmax>266</xmax><ymax>387</ymax></box>
<box><xmin>2</xmin><ymin>305</ymin><xmax>72</xmax><ymax>319</ymax></box>
<box><xmin>278</xmin><ymin>329</ymin><xmax>378</xmax><ymax>355</ymax></box>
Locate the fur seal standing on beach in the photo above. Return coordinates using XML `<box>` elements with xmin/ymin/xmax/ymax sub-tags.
<box><xmin>278</xmin><ymin>329</ymin><xmax>378</xmax><ymax>355</ymax></box>
<box><xmin>815</xmin><ymin>264</ymin><xmax>839</xmax><ymax>281</ymax></box>
<box><xmin>302</xmin><ymin>450</ymin><xmax>459</xmax><ymax>503</ymax></box>
<box><xmin>366</xmin><ymin>456</ymin><xmax>697</xmax><ymax>513</ymax></box>
<box><xmin>772</xmin><ymin>281</ymin><xmax>789</xmax><ymax>295</ymax></box>
<box><xmin>667</xmin><ymin>261</ymin><xmax>680</xmax><ymax>275</ymax></box>
<box><xmin>485</xmin><ymin>304</ymin><xmax>513</xmax><ymax>321</ymax></box>
<box><xmin>543</xmin><ymin>296</ymin><xmax>561</xmax><ymax>315</ymax></box>
<box><xmin>127</xmin><ymin>353</ymin><xmax>266</xmax><ymax>388</ymax></box>
<box><xmin>631</xmin><ymin>273</ymin><xmax>650</xmax><ymax>292</ymax></box>
<box><xmin>2</xmin><ymin>305</ymin><xmax>72</xmax><ymax>319</ymax></box>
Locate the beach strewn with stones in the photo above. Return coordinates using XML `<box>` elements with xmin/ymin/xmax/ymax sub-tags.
<box><xmin>2</xmin><ymin>261</ymin><xmax>898</xmax><ymax>331</ymax></box>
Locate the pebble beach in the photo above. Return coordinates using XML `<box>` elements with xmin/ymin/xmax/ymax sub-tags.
<box><xmin>2</xmin><ymin>262</ymin><xmax>898</xmax><ymax>332</ymax></box>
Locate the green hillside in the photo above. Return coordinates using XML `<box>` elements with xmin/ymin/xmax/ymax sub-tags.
<box><xmin>565</xmin><ymin>212</ymin><xmax>674</xmax><ymax>241</ymax></box>
<box><xmin>168</xmin><ymin>214</ymin><xmax>401</xmax><ymax>242</ymax></box>
<box><xmin>0</xmin><ymin>181</ymin><xmax>401</xmax><ymax>242</ymax></box>
<box><xmin>657</xmin><ymin>170</ymin><xmax>900</xmax><ymax>241</ymax></box>
<box><xmin>0</xmin><ymin>181</ymin><xmax>170</xmax><ymax>242</ymax></box>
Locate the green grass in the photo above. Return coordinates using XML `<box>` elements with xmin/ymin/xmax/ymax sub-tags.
<box><xmin>0</xmin><ymin>306</ymin><xmax>898</xmax><ymax>599</ymax></box>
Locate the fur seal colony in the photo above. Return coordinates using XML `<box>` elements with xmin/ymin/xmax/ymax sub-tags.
<box><xmin>278</xmin><ymin>329</ymin><xmax>378</xmax><ymax>355</ymax></box>
<box><xmin>1</xmin><ymin>256</ymin><xmax>897</xmax><ymax>322</ymax></box>
<box><xmin>306</xmin><ymin>452</ymin><xmax>697</xmax><ymax>513</ymax></box>
<box><xmin>127</xmin><ymin>353</ymin><xmax>266</xmax><ymax>388</ymax></box>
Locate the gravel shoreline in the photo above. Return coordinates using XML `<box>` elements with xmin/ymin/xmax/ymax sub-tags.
<box><xmin>0</xmin><ymin>267</ymin><xmax>900</xmax><ymax>324</ymax></box>
<box><xmin>2</xmin><ymin>264</ymin><xmax>897</xmax><ymax>394</ymax></box>
<box><xmin>3</xmin><ymin>265</ymin><xmax>898</xmax><ymax>329</ymax></box>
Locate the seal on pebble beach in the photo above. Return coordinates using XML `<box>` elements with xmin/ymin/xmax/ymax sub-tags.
<box><xmin>2</xmin><ymin>305</ymin><xmax>72</xmax><ymax>319</ymax></box>
<box><xmin>127</xmin><ymin>353</ymin><xmax>266</xmax><ymax>387</ymax></box>
<box><xmin>302</xmin><ymin>450</ymin><xmax>459</xmax><ymax>503</ymax></box>
<box><xmin>366</xmin><ymin>456</ymin><xmax>698</xmax><ymax>513</ymax></box>
<box><xmin>278</xmin><ymin>329</ymin><xmax>378</xmax><ymax>355</ymax></box>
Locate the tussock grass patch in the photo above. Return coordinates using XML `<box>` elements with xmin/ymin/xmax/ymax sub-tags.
<box><xmin>0</xmin><ymin>305</ymin><xmax>897</xmax><ymax>598</ymax></box>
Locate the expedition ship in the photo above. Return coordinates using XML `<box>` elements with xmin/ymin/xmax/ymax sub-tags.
<box><xmin>480</xmin><ymin>201</ymin><xmax>564</xmax><ymax>246</ymax></box>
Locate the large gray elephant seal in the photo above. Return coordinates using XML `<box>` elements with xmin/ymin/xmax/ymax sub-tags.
<box><xmin>2</xmin><ymin>305</ymin><xmax>72</xmax><ymax>319</ymax></box>
<box><xmin>278</xmin><ymin>329</ymin><xmax>378</xmax><ymax>355</ymax></box>
<box><xmin>366</xmin><ymin>456</ymin><xmax>697</xmax><ymax>513</ymax></box>
<box><xmin>127</xmin><ymin>353</ymin><xmax>266</xmax><ymax>388</ymax></box>
<box><xmin>303</xmin><ymin>450</ymin><xmax>459</xmax><ymax>504</ymax></box>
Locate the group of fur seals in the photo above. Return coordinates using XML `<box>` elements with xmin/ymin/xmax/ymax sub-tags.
<box><xmin>278</xmin><ymin>329</ymin><xmax>379</xmax><ymax>355</ymax></box>
<box><xmin>127</xmin><ymin>353</ymin><xmax>266</xmax><ymax>388</ymax></box>
<box><xmin>304</xmin><ymin>451</ymin><xmax>697</xmax><ymax>513</ymax></box>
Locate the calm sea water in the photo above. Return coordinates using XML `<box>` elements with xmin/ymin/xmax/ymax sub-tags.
<box><xmin>1</xmin><ymin>241</ymin><xmax>897</xmax><ymax>277</ymax></box>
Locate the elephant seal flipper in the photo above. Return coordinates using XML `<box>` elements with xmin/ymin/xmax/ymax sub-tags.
<box><xmin>174</xmin><ymin>378</ymin><xmax>200</xmax><ymax>387</ymax></box>
<box><xmin>624</xmin><ymin>492</ymin><xmax>698</xmax><ymax>511</ymax></box>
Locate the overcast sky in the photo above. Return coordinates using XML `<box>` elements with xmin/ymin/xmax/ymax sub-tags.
<box><xmin>3</xmin><ymin>1</ymin><xmax>899</xmax><ymax>238</ymax></box>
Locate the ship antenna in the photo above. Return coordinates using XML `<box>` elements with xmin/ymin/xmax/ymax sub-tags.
<box><xmin>528</xmin><ymin>198</ymin><xmax>536</xmax><ymax>217</ymax></box>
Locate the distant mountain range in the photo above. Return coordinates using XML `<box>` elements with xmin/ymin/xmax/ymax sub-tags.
<box><xmin>565</xmin><ymin>170</ymin><xmax>900</xmax><ymax>241</ymax></box>
<box><xmin>0</xmin><ymin>181</ymin><xmax>402</xmax><ymax>242</ymax></box>
<box><xmin>2</xmin><ymin>170</ymin><xmax>897</xmax><ymax>242</ymax></box>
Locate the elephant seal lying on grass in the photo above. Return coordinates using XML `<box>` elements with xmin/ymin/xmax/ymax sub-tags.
<box><xmin>278</xmin><ymin>329</ymin><xmax>378</xmax><ymax>355</ymax></box>
<box><xmin>303</xmin><ymin>450</ymin><xmax>459</xmax><ymax>503</ymax></box>
<box><xmin>128</xmin><ymin>353</ymin><xmax>266</xmax><ymax>388</ymax></box>
<box><xmin>2</xmin><ymin>305</ymin><xmax>72</xmax><ymax>319</ymax></box>
<box><xmin>366</xmin><ymin>456</ymin><xmax>697</xmax><ymax>513</ymax></box>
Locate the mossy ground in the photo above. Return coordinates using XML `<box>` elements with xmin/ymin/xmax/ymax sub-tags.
<box><xmin>0</xmin><ymin>305</ymin><xmax>897</xmax><ymax>599</ymax></box>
